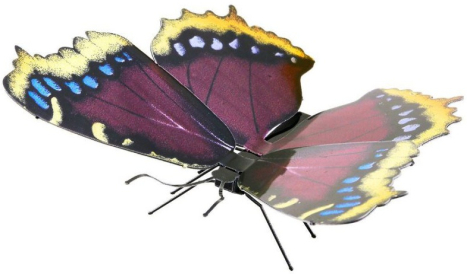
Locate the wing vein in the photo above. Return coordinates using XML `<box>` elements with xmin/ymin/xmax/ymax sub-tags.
<box><xmin>205</xmin><ymin>56</ymin><xmax>224</xmax><ymax>105</ymax></box>
<box><xmin>117</xmin><ymin>79</ymin><xmax>182</xmax><ymax>128</ymax></box>
<box><xmin>258</xmin><ymin>160</ymin><xmax>333</xmax><ymax>187</ymax></box>
<box><xmin>89</xmin><ymin>94</ymin><xmax>231</xmax><ymax>148</ymax></box>
<box><xmin>306</xmin><ymin>113</ymin><xmax>383</xmax><ymax>137</ymax></box>
<box><xmin>186</xmin><ymin>60</ymin><xmax>194</xmax><ymax>93</ymax></box>
<box><xmin>249</xmin><ymin>61</ymin><xmax>260</xmax><ymax>133</ymax></box>
<box><xmin>88</xmin><ymin>94</ymin><xmax>177</xmax><ymax>129</ymax></box>
<box><xmin>134</xmin><ymin>59</ymin><xmax>232</xmax><ymax>149</ymax></box>
<box><xmin>265</xmin><ymin>148</ymin><xmax>375</xmax><ymax>160</ymax></box>
<box><xmin>346</xmin><ymin>124</ymin><xmax>387</xmax><ymax>142</ymax></box>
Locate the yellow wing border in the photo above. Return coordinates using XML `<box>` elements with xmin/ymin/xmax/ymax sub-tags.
<box><xmin>383</xmin><ymin>89</ymin><xmax>462</xmax><ymax>146</ymax></box>
<box><xmin>151</xmin><ymin>5</ymin><xmax>312</xmax><ymax>61</ymax></box>
<box><xmin>330</xmin><ymin>141</ymin><xmax>418</xmax><ymax>224</ymax></box>
<box><xmin>4</xmin><ymin>32</ymin><xmax>131</xmax><ymax>103</ymax></box>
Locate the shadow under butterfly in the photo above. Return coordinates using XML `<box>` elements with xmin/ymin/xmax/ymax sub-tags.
<box><xmin>2</xmin><ymin>6</ymin><xmax>462</xmax><ymax>271</ymax></box>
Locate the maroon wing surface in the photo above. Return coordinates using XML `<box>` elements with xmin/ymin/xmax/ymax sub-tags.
<box><xmin>3</xmin><ymin>32</ymin><xmax>236</xmax><ymax>168</ymax></box>
<box><xmin>152</xmin><ymin>6</ymin><xmax>314</xmax><ymax>155</ymax></box>
<box><xmin>271</xmin><ymin>89</ymin><xmax>461</xmax><ymax>152</ymax></box>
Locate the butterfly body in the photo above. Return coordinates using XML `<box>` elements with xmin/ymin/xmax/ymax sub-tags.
<box><xmin>210</xmin><ymin>114</ymin><xmax>313</xmax><ymax>195</ymax></box>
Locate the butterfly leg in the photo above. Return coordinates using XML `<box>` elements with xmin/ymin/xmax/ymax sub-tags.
<box><xmin>304</xmin><ymin>222</ymin><xmax>317</xmax><ymax>238</ymax></box>
<box><xmin>146</xmin><ymin>177</ymin><xmax>216</xmax><ymax>215</ymax></box>
<box><xmin>126</xmin><ymin>167</ymin><xmax>217</xmax><ymax>215</ymax></box>
<box><xmin>126</xmin><ymin>166</ymin><xmax>216</xmax><ymax>188</ymax></box>
<box><xmin>148</xmin><ymin>186</ymin><xmax>196</xmax><ymax>215</ymax></box>
<box><xmin>125</xmin><ymin>174</ymin><xmax>154</xmax><ymax>184</ymax></box>
<box><xmin>170</xmin><ymin>167</ymin><xmax>215</xmax><ymax>194</ymax></box>
<box><xmin>245</xmin><ymin>193</ymin><xmax>294</xmax><ymax>271</ymax></box>
<box><xmin>203</xmin><ymin>180</ymin><xmax>226</xmax><ymax>217</ymax></box>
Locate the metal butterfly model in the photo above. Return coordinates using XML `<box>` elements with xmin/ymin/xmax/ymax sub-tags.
<box><xmin>3</xmin><ymin>6</ymin><xmax>462</xmax><ymax>271</ymax></box>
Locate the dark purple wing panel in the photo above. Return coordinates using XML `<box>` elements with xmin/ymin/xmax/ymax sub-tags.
<box><xmin>3</xmin><ymin>32</ymin><xmax>235</xmax><ymax>168</ymax></box>
<box><xmin>158</xmin><ymin>53</ymin><xmax>307</xmax><ymax>155</ymax></box>
<box><xmin>239</xmin><ymin>141</ymin><xmax>419</xmax><ymax>224</ymax></box>
<box><xmin>152</xmin><ymin>8</ymin><xmax>314</xmax><ymax>155</ymax></box>
<box><xmin>271</xmin><ymin>89</ymin><xmax>461</xmax><ymax>152</ymax></box>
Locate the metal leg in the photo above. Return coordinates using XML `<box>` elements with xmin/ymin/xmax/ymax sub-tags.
<box><xmin>245</xmin><ymin>193</ymin><xmax>294</xmax><ymax>271</ymax></box>
<box><xmin>202</xmin><ymin>197</ymin><xmax>224</xmax><ymax>217</ymax></box>
<box><xmin>304</xmin><ymin>222</ymin><xmax>317</xmax><ymax>238</ymax></box>
<box><xmin>125</xmin><ymin>173</ymin><xmax>153</xmax><ymax>184</ymax></box>
<box><xmin>170</xmin><ymin>167</ymin><xmax>216</xmax><ymax>195</ymax></box>
<box><xmin>148</xmin><ymin>186</ymin><xmax>196</xmax><ymax>215</ymax></box>
<box><xmin>126</xmin><ymin>167</ymin><xmax>217</xmax><ymax>216</ymax></box>
<box><xmin>126</xmin><ymin>167</ymin><xmax>216</xmax><ymax>188</ymax></box>
<box><xmin>203</xmin><ymin>181</ymin><xmax>226</xmax><ymax>217</ymax></box>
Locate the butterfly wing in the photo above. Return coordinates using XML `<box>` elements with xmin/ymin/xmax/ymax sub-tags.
<box><xmin>271</xmin><ymin>89</ymin><xmax>462</xmax><ymax>152</ymax></box>
<box><xmin>3</xmin><ymin>32</ymin><xmax>235</xmax><ymax>168</ymax></box>
<box><xmin>152</xmin><ymin>6</ymin><xmax>314</xmax><ymax>154</ymax></box>
<box><xmin>239</xmin><ymin>141</ymin><xmax>418</xmax><ymax>224</ymax></box>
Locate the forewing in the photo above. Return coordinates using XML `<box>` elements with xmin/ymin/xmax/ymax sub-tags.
<box><xmin>3</xmin><ymin>32</ymin><xmax>235</xmax><ymax>168</ymax></box>
<box><xmin>271</xmin><ymin>89</ymin><xmax>462</xmax><ymax>152</ymax></box>
<box><xmin>152</xmin><ymin>6</ymin><xmax>314</xmax><ymax>154</ymax></box>
<box><xmin>239</xmin><ymin>141</ymin><xmax>418</xmax><ymax>224</ymax></box>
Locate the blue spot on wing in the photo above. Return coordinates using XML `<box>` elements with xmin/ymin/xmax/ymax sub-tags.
<box><xmin>342</xmin><ymin>177</ymin><xmax>360</xmax><ymax>184</ymax></box>
<box><xmin>65</xmin><ymin>81</ymin><xmax>82</xmax><ymax>94</ymax></box>
<box><xmin>83</xmin><ymin>76</ymin><xmax>98</xmax><ymax>89</ymax></box>
<box><xmin>99</xmin><ymin>64</ymin><xmax>114</xmax><ymax>76</ymax></box>
<box><xmin>114</xmin><ymin>56</ymin><xmax>125</xmax><ymax>63</ymax></box>
<box><xmin>335</xmin><ymin>202</ymin><xmax>361</xmax><ymax>208</ymax></box>
<box><xmin>358</xmin><ymin>162</ymin><xmax>375</xmax><ymax>170</ymax></box>
<box><xmin>123</xmin><ymin>52</ymin><xmax>132</xmax><ymax>61</ymax></box>
<box><xmin>320</xmin><ymin>209</ymin><xmax>345</xmax><ymax>216</ymax></box>
<box><xmin>28</xmin><ymin>91</ymin><xmax>49</xmax><ymax>109</ymax></box>
<box><xmin>337</xmin><ymin>187</ymin><xmax>354</xmax><ymax>193</ymax></box>
<box><xmin>31</xmin><ymin>79</ymin><xmax>51</xmax><ymax>97</ymax></box>
<box><xmin>343</xmin><ymin>195</ymin><xmax>361</xmax><ymax>201</ymax></box>
<box><xmin>43</xmin><ymin>77</ymin><xmax>61</xmax><ymax>91</ymax></box>
<box><xmin>375</xmin><ymin>153</ymin><xmax>383</xmax><ymax>158</ymax></box>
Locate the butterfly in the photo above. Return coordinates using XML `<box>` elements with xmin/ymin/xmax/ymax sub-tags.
<box><xmin>2</xmin><ymin>5</ymin><xmax>462</xmax><ymax>271</ymax></box>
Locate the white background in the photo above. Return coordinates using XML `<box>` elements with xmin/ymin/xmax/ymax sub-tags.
<box><xmin>0</xmin><ymin>1</ymin><xmax>466</xmax><ymax>273</ymax></box>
